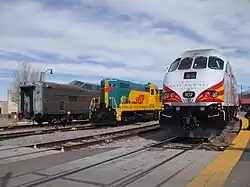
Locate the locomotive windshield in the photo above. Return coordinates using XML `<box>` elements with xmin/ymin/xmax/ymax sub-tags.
<box><xmin>208</xmin><ymin>56</ymin><xmax>224</xmax><ymax>70</ymax></box>
<box><xmin>193</xmin><ymin>56</ymin><xmax>207</xmax><ymax>69</ymax></box>
<box><xmin>168</xmin><ymin>56</ymin><xmax>224</xmax><ymax>72</ymax></box>
<box><xmin>178</xmin><ymin>57</ymin><xmax>193</xmax><ymax>70</ymax></box>
<box><xmin>168</xmin><ymin>58</ymin><xmax>181</xmax><ymax>72</ymax></box>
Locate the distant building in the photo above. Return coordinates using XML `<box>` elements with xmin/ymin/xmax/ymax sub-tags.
<box><xmin>7</xmin><ymin>91</ymin><xmax>18</xmax><ymax>114</ymax></box>
<box><xmin>0</xmin><ymin>100</ymin><xmax>8</xmax><ymax>115</ymax></box>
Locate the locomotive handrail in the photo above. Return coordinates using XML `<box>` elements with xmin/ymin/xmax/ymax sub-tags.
<box><xmin>109</xmin><ymin>97</ymin><xmax>117</xmax><ymax>109</ymax></box>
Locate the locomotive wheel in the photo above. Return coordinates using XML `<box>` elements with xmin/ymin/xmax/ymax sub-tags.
<box><xmin>35</xmin><ymin>119</ymin><xmax>44</xmax><ymax>126</ymax></box>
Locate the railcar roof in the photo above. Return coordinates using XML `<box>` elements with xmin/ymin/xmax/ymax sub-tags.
<box><xmin>44</xmin><ymin>81</ymin><xmax>98</xmax><ymax>91</ymax></box>
<box><xmin>68</xmin><ymin>80</ymin><xmax>99</xmax><ymax>86</ymax></box>
<box><xmin>20</xmin><ymin>81</ymin><xmax>97</xmax><ymax>92</ymax></box>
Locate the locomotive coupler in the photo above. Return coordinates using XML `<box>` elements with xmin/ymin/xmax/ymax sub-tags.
<box><xmin>182</xmin><ymin>115</ymin><xmax>199</xmax><ymax>130</ymax></box>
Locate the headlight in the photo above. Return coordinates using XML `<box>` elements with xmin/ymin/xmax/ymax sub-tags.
<box><xmin>164</xmin><ymin>92</ymin><xmax>170</xmax><ymax>98</ymax></box>
<box><xmin>211</xmin><ymin>91</ymin><xmax>218</xmax><ymax>98</ymax></box>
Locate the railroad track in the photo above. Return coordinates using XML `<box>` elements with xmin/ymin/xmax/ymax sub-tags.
<box><xmin>25</xmin><ymin>123</ymin><xmax>160</xmax><ymax>151</ymax></box>
<box><xmin>10</xmin><ymin>135</ymin><xmax>205</xmax><ymax>187</ymax></box>
<box><xmin>0</xmin><ymin>122</ymin><xmax>160</xmax><ymax>152</ymax></box>
<box><xmin>0</xmin><ymin>119</ymin><xmax>90</xmax><ymax>131</ymax></box>
<box><xmin>0</xmin><ymin>124</ymin><xmax>93</xmax><ymax>141</ymax></box>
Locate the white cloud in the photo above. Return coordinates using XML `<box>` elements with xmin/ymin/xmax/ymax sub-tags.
<box><xmin>0</xmin><ymin>60</ymin><xmax>164</xmax><ymax>82</ymax></box>
<box><xmin>0</xmin><ymin>0</ymin><xmax>250</xmax><ymax>87</ymax></box>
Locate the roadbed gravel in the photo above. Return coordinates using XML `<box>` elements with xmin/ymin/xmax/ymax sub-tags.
<box><xmin>78</xmin><ymin>136</ymin><xmax>159</xmax><ymax>151</ymax></box>
<box><xmin>0</xmin><ymin>124</ymin><xmax>91</xmax><ymax>134</ymax></box>
<box><xmin>0</xmin><ymin>121</ymin><xmax>159</xmax><ymax>146</ymax></box>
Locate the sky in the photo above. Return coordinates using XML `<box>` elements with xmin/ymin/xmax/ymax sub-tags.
<box><xmin>1</xmin><ymin>0</ymin><xmax>250</xmax><ymax>100</ymax></box>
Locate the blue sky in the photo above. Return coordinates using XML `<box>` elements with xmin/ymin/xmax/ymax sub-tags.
<box><xmin>1</xmin><ymin>0</ymin><xmax>250</xmax><ymax>100</ymax></box>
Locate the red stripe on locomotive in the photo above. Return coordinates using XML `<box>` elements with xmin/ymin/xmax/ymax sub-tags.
<box><xmin>195</xmin><ymin>79</ymin><xmax>224</xmax><ymax>102</ymax></box>
<box><xmin>163</xmin><ymin>85</ymin><xmax>182</xmax><ymax>102</ymax></box>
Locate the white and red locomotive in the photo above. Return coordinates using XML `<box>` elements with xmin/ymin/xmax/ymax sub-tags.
<box><xmin>160</xmin><ymin>49</ymin><xmax>239</xmax><ymax>137</ymax></box>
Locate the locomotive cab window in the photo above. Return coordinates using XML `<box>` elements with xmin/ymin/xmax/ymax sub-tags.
<box><xmin>178</xmin><ymin>57</ymin><xmax>193</xmax><ymax>70</ymax></box>
<box><xmin>155</xmin><ymin>89</ymin><xmax>159</xmax><ymax>95</ymax></box>
<box><xmin>193</xmin><ymin>56</ymin><xmax>207</xmax><ymax>69</ymax></box>
<box><xmin>151</xmin><ymin>89</ymin><xmax>155</xmax><ymax>95</ymax></box>
<box><xmin>168</xmin><ymin>58</ymin><xmax>181</xmax><ymax>72</ymax></box>
<box><xmin>208</xmin><ymin>56</ymin><xmax>224</xmax><ymax>70</ymax></box>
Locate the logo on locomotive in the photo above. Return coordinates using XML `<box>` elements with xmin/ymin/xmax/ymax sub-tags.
<box><xmin>132</xmin><ymin>95</ymin><xmax>145</xmax><ymax>104</ymax></box>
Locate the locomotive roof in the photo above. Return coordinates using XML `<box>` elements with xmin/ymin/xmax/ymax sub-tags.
<box><xmin>181</xmin><ymin>48</ymin><xmax>227</xmax><ymax>60</ymax></box>
<box><xmin>20</xmin><ymin>81</ymin><xmax>97</xmax><ymax>92</ymax></box>
<box><xmin>103</xmin><ymin>78</ymin><xmax>156</xmax><ymax>87</ymax></box>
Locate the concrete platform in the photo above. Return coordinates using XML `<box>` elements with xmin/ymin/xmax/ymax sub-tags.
<box><xmin>0</xmin><ymin>145</ymin><xmax>60</xmax><ymax>165</ymax></box>
<box><xmin>0</xmin><ymin>145</ymin><xmax>220</xmax><ymax>187</ymax></box>
<box><xmin>223</xmin><ymin>139</ymin><xmax>250</xmax><ymax>187</ymax></box>
<box><xmin>187</xmin><ymin>115</ymin><xmax>250</xmax><ymax>187</ymax></box>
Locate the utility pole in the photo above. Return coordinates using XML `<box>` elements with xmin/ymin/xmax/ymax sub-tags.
<box><xmin>240</xmin><ymin>84</ymin><xmax>243</xmax><ymax>100</ymax></box>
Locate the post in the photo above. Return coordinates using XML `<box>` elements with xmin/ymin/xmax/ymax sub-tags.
<box><xmin>39</xmin><ymin>72</ymin><xmax>44</xmax><ymax>82</ymax></box>
<box><xmin>240</xmin><ymin>84</ymin><xmax>243</xmax><ymax>98</ymax></box>
<box><xmin>39</xmin><ymin>69</ymin><xmax>53</xmax><ymax>82</ymax></box>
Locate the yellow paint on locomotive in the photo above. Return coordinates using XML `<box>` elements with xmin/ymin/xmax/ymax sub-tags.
<box><xmin>104</xmin><ymin>80</ymin><xmax>109</xmax><ymax>107</ymax></box>
<box><xmin>115</xmin><ymin>83</ymin><xmax>162</xmax><ymax>121</ymax></box>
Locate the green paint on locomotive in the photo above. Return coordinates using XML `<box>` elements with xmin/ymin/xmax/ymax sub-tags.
<box><xmin>100</xmin><ymin>78</ymin><xmax>148</xmax><ymax>108</ymax></box>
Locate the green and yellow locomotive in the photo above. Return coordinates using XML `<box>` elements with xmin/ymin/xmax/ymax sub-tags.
<box><xmin>90</xmin><ymin>78</ymin><xmax>162</xmax><ymax>126</ymax></box>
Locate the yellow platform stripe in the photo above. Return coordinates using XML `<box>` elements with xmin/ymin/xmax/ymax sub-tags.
<box><xmin>187</xmin><ymin>117</ymin><xmax>250</xmax><ymax>187</ymax></box>
<box><xmin>237</xmin><ymin>115</ymin><xmax>249</xmax><ymax>129</ymax></box>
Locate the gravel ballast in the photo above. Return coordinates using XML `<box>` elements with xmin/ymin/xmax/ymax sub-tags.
<box><xmin>0</xmin><ymin>121</ymin><xmax>159</xmax><ymax>146</ymax></box>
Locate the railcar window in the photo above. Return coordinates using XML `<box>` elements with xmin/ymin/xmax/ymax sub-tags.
<box><xmin>59</xmin><ymin>101</ymin><xmax>64</xmax><ymax>110</ymax></box>
<box><xmin>74</xmin><ymin>81</ymin><xmax>84</xmax><ymax>87</ymax></box>
<box><xmin>94</xmin><ymin>98</ymin><xmax>99</xmax><ymax>104</ymax></box>
<box><xmin>85</xmin><ymin>84</ymin><xmax>93</xmax><ymax>90</ymax></box>
<box><xmin>69</xmin><ymin>96</ymin><xmax>77</xmax><ymax>102</ymax></box>
<box><xmin>178</xmin><ymin>57</ymin><xmax>193</xmax><ymax>70</ymax></box>
<box><xmin>208</xmin><ymin>56</ymin><xmax>224</xmax><ymax>70</ymax></box>
<box><xmin>168</xmin><ymin>58</ymin><xmax>181</xmax><ymax>72</ymax></box>
<box><xmin>193</xmin><ymin>56</ymin><xmax>207</xmax><ymax>69</ymax></box>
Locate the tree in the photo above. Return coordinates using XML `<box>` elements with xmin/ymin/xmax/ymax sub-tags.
<box><xmin>10</xmin><ymin>60</ymin><xmax>40</xmax><ymax>107</ymax></box>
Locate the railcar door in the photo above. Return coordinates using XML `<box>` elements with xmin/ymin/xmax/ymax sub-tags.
<box><xmin>20</xmin><ymin>86</ymin><xmax>34</xmax><ymax>117</ymax></box>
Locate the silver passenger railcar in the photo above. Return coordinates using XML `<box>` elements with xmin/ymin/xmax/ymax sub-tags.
<box><xmin>160</xmin><ymin>49</ymin><xmax>239</xmax><ymax>137</ymax></box>
<box><xmin>19</xmin><ymin>81</ymin><xmax>100</xmax><ymax>125</ymax></box>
